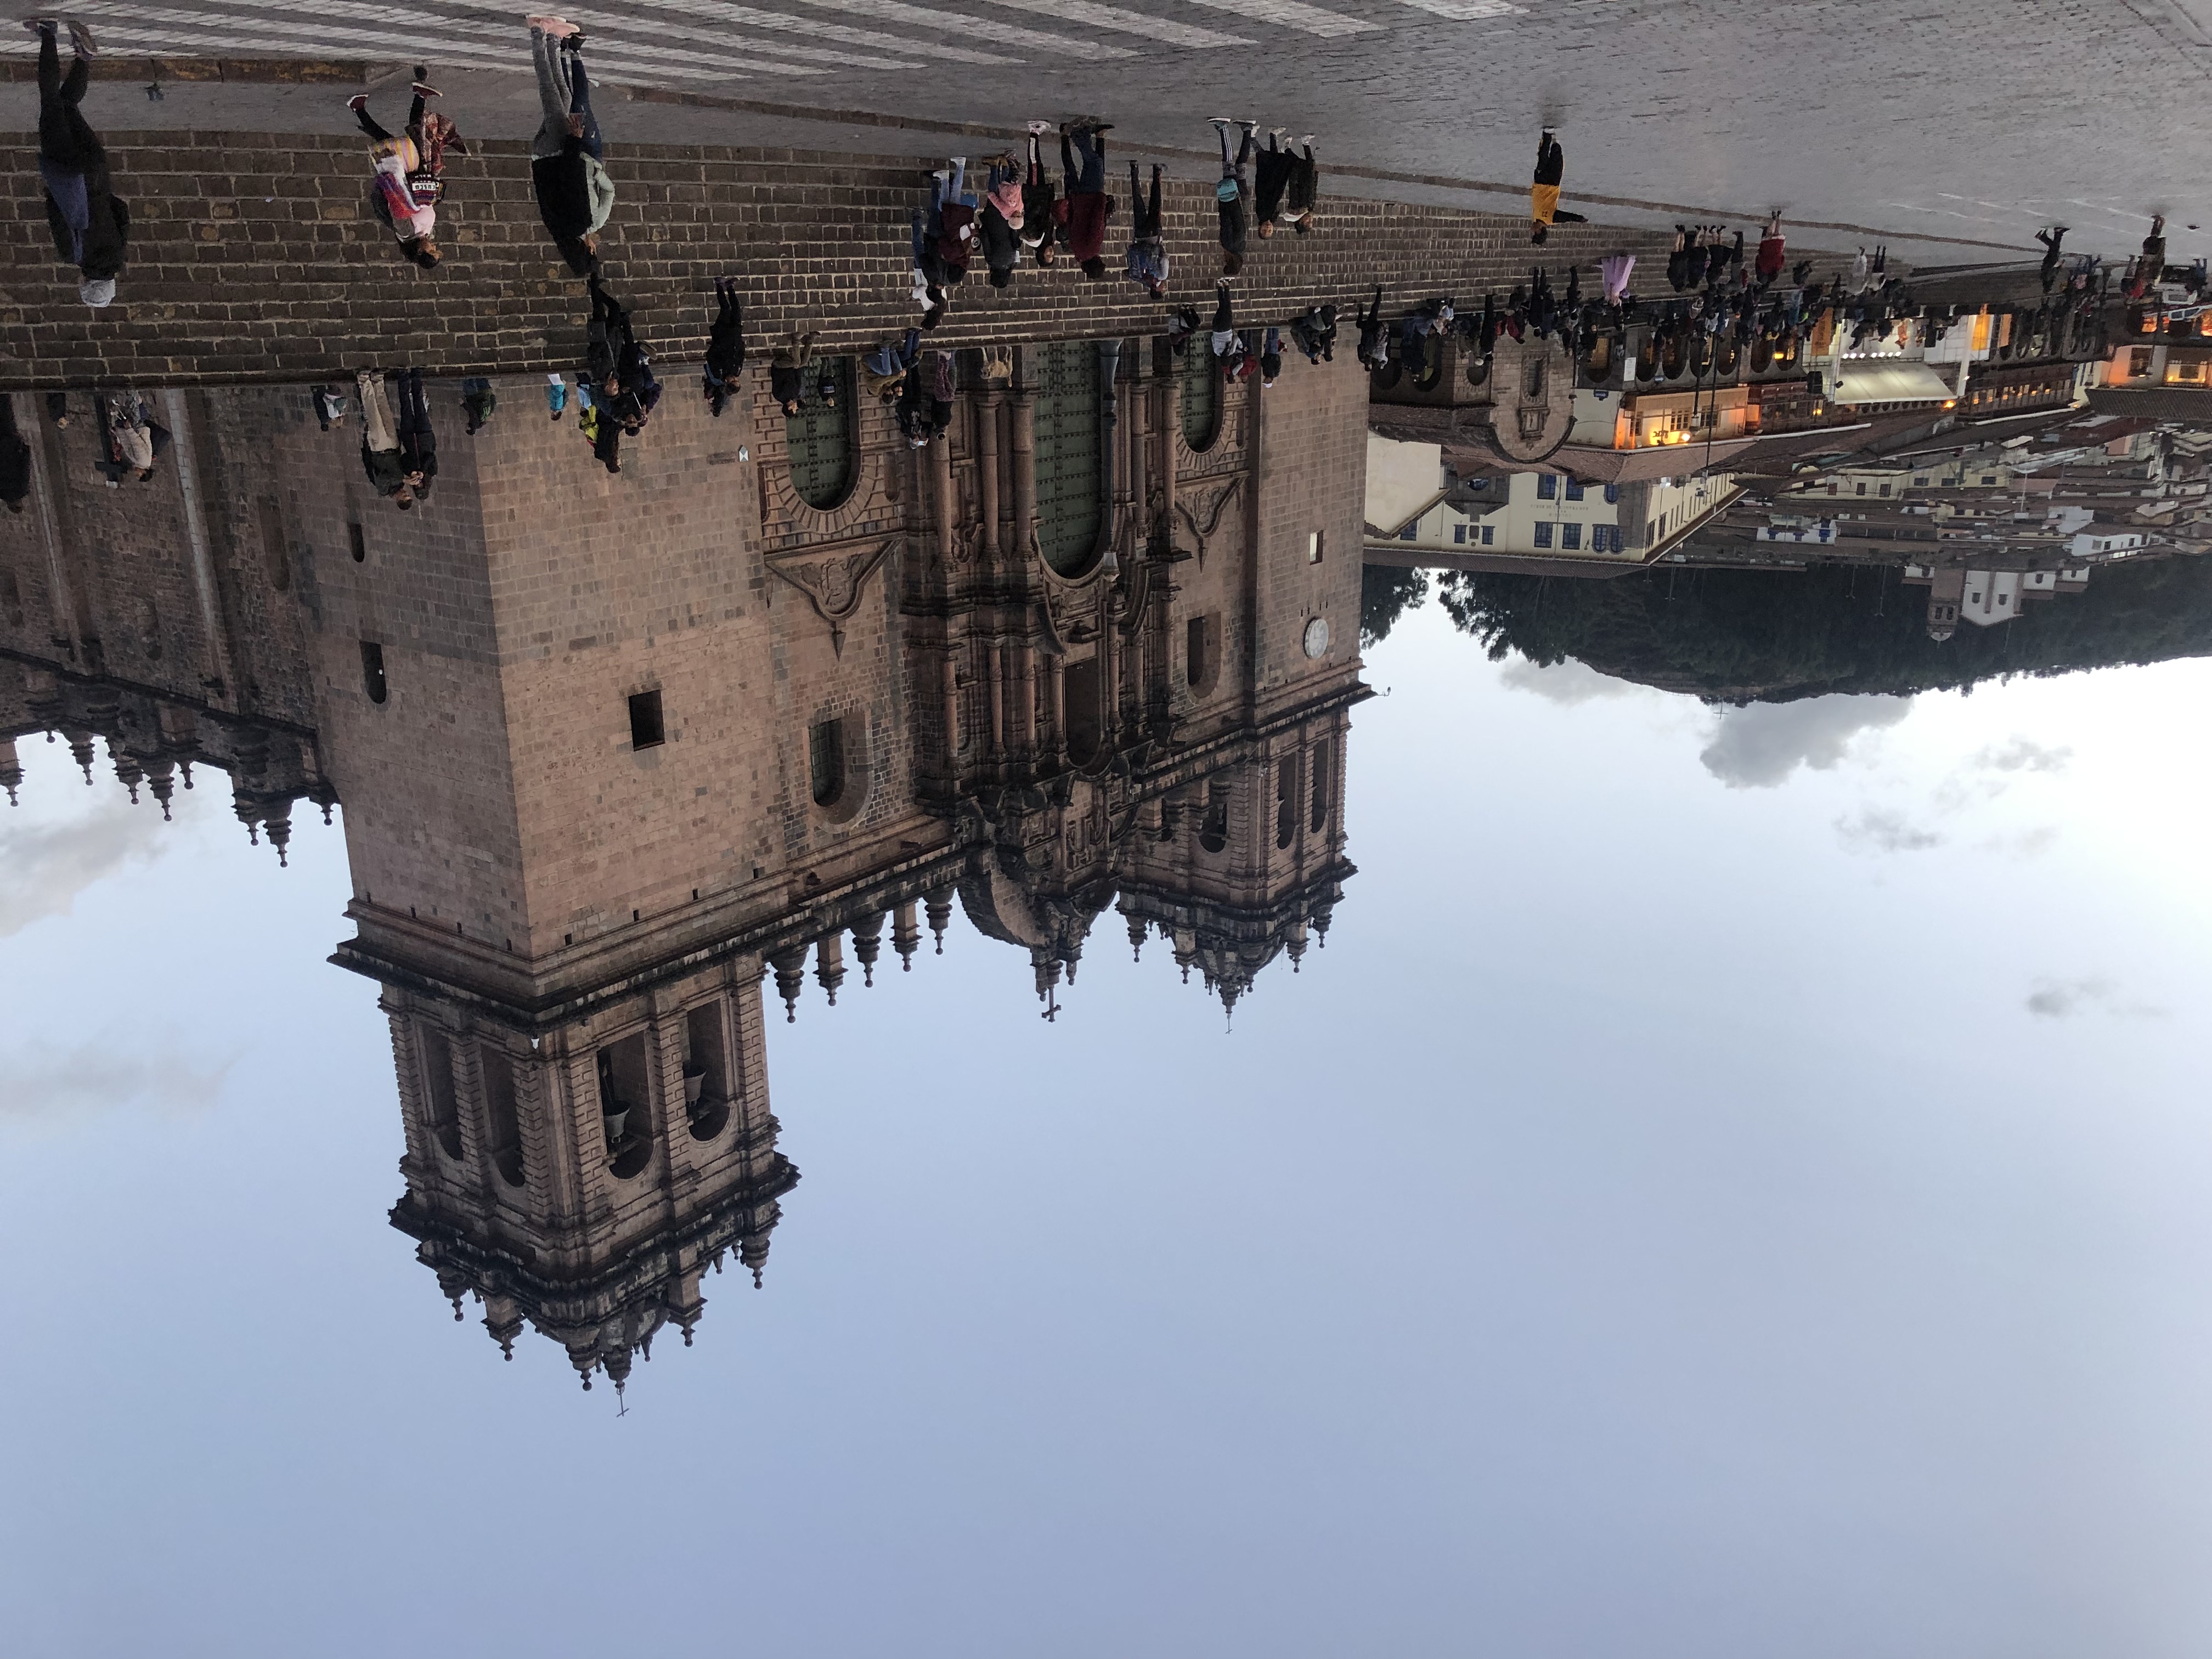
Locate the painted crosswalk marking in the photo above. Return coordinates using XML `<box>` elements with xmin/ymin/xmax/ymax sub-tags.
<box><xmin>956</xmin><ymin>0</ymin><xmax>1252</xmax><ymax>48</ymax></box>
<box><xmin>1176</xmin><ymin>0</ymin><xmax>1381</xmax><ymax>36</ymax></box>
<box><xmin>624</xmin><ymin>0</ymin><xmax>1023</xmax><ymax>65</ymax></box>
<box><xmin>768</xmin><ymin>0</ymin><xmax>1137</xmax><ymax>58</ymax></box>
<box><xmin>58</xmin><ymin>0</ymin><xmax>801</xmax><ymax>77</ymax></box>
<box><xmin>1392</xmin><ymin>0</ymin><xmax>1525</xmax><ymax>19</ymax></box>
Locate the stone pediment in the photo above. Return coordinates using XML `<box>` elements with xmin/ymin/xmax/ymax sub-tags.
<box><xmin>765</xmin><ymin>537</ymin><xmax>894</xmax><ymax>656</ymax></box>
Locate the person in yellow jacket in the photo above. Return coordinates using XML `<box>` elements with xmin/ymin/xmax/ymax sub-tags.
<box><xmin>1530</xmin><ymin>127</ymin><xmax>1585</xmax><ymax>245</ymax></box>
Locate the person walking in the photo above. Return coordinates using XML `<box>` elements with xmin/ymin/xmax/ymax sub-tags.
<box><xmin>526</xmin><ymin>17</ymin><xmax>613</xmax><ymax>278</ymax></box>
<box><xmin>546</xmin><ymin>373</ymin><xmax>569</xmax><ymax>421</ymax></box>
<box><xmin>704</xmin><ymin>278</ymin><xmax>744</xmax><ymax>416</ymax></box>
<box><xmin>347</xmin><ymin>70</ymin><xmax>455</xmax><ymax>268</ymax></box>
<box><xmin>1210</xmin><ymin>117</ymin><xmax>1255</xmax><ymax>275</ymax></box>
<box><xmin>396</xmin><ymin>368</ymin><xmax>437</xmax><ymax>494</ymax></box>
<box><xmin>356</xmin><ymin>370</ymin><xmax>414</xmax><ymax>508</ymax></box>
<box><xmin>27</xmin><ymin>18</ymin><xmax>126</xmax><ymax>307</ymax></box>
<box><xmin>312</xmin><ymin>385</ymin><xmax>348</xmax><ymax>430</ymax></box>
<box><xmin>1124</xmin><ymin>160</ymin><xmax>1168</xmax><ymax>298</ymax></box>
<box><xmin>1059</xmin><ymin>121</ymin><xmax>1114</xmax><ymax>280</ymax></box>
<box><xmin>1020</xmin><ymin>122</ymin><xmax>1058</xmax><ymax>269</ymax></box>
<box><xmin>1528</xmin><ymin>127</ymin><xmax>1585</xmax><ymax>245</ymax></box>
<box><xmin>1</xmin><ymin>393</ymin><xmax>31</xmax><ymax>515</ymax></box>
<box><xmin>2035</xmin><ymin>225</ymin><xmax>2069</xmax><ymax>295</ymax></box>
<box><xmin>980</xmin><ymin>153</ymin><xmax>1024</xmax><ymax>289</ymax></box>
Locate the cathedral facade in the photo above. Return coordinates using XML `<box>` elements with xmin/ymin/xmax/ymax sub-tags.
<box><xmin>0</xmin><ymin>337</ymin><xmax>1370</xmax><ymax>1386</ymax></box>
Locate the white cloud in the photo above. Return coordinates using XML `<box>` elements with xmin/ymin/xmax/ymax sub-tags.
<box><xmin>2025</xmin><ymin>977</ymin><xmax>2168</xmax><ymax>1020</ymax></box>
<box><xmin>1975</xmin><ymin>737</ymin><xmax>2073</xmax><ymax>776</ymax></box>
<box><xmin>0</xmin><ymin>1036</ymin><xmax>234</xmax><ymax>1124</ymax></box>
<box><xmin>1701</xmin><ymin>695</ymin><xmax>1914</xmax><ymax>788</ymax></box>
<box><xmin>1498</xmin><ymin>654</ymin><xmax>1634</xmax><ymax>707</ymax></box>
<box><xmin>0</xmin><ymin>798</ymin><xmax>170</xmax><ymax>939</ymax></box>
<box><xmin>1836</xmin><ymin>809</ymin><xmax>1944</xmax><ymax>854</ymax></box>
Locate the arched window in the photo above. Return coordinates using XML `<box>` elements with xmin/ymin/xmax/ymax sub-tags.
<box><xmin>1199</xmin><ymin>783</ymin><xmax>1229</xmax><ymax>855</ymax></box>
<box><xmin>1275</xmin><ymin>756</ymin><xmax>1297</xmax><ymax>850</ymax></box>
<box><xmin>595</xmin><ymin>1034</ymin><xmax>653</xmax><ymax>1180</ymax></box>
<box><xmin>1309</xmin><ymin>738</ymin><xmax>1331</xmax><ymax>834</ymax></box>
<box><xmin>786</xmin><ymin>357</ymin><xmax>857</xmax><ymax>510</ymax></box>
<box><xmin>809</xmin><ymin>716</ymin><xmax>845</xmax><ymax>808</ymax></box>
<box><xmin>478</xmin><ymin>1044</ymin><xmax>524</xmax><ymax>1187</ymax></box>
<box><xmin>417</xmin><ymin>1026</ymin><xmax>463</xmax><ymax>1160</ymax></box>
<box><xmin>1180</xmin><ymin>338</ymin><xmax>1220</xmax><ymax>452</ymax></box>
<box><xmin>1034</xmin><ymin>341</ymin><xmax>1102</xmax><ymax>576</ymax></box>
<box><xmin>361</xmin><ymin>641</ymin><xmax>387</xmax><ymax>705</ymax></box>
<box><xmin>684</xmin><ymin>1001</ymin><xmax>731</xmax><ymax>1142</ymax></box>
<box><xmin>1186</xmin><ymin>613</ymin><xmax>1221</xmax><ymax>695</ymax></box>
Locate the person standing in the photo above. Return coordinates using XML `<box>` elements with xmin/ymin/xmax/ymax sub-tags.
<box><xmin>980</xmin><ymin>154</ymin><xmax>1024</xmax><ymax>290</ymax></box>
<box><xmin>1210</xmin><ymin>117</ymin><xmax>1255</xmax><ymax>276</ymax></box>
<box><xmin>105</xmin><ymin>394</ymin><xmax>163</xmax><ymax>482</ymax></box>
<box><xmin>1284</xmin><ymin>135</ymin><xmax>1318</xmax><ymax>236</ymax></box>
<box><xmin>1357</xmin><ymin>285</ymin><xmax>1387</xmax><ymax>370</ymax></box>
<box><xmin>769</xmin><ymin>330</ymin><xmax>816</xmax><ymax>416</ymax></box>
<box><xmin>1754</xmin><ymin>211</ymin><xmax>1786</xmax><ymax>288</ymax></box>
<box><xmin>1255</xmin><ymin>131</ymin><xmax>1294</xmax><ymax>239</ymax></box>
<box><xmin>1020</xmin><ymin>122</ymin><xmax>1058</xmax><ymax>269</ymax></box>
<box><xmin>1124</xmin><ymin>160</ymin><xmax>1168</xmax><ymax>298</ymax></box>
<box><xmin>546</xmin><ymin>373</ymin><xmax>569</xmax><ymax>422</ymax></box>
<box><xmin>526</xmin><ymin>17</ymin><xmax>613</xmax><ymax>278</ymax></box>
<box><xmin>704</xmin><ymin>278</ymin><xmax>744</xmax><ymax>416</ymax></box>
<box><xmin>396</xmin><ymin>369</ymin><xmax>437</xmax><ymax>495</ymax></box>
<box><xmin>1601</xmin><ymin>253</ymin><xmax>1636</xmax><ymax>306</ymax></box>
<box><xmin>356</xmin><ymin>370</ymin><xmax>414</xmax><ymax>509</ymax></box>
<box><xmin>1059</xmin><ymin>121</ymin><xmax>1114</xmax><ymax>280</ymax></box>
<box><xmin>927</xmin><ymin>157</ymin><xmax>977</xmax><ymax>285</ymax></box>
<box><xmin>462</xmin><ymin>377</ymin><xmax>496</xmax><ymax>435</ymax></box>
<box><xmin>1528</xmin><ymin>127</ymin><xmax>1584</xmax><ymax>245</ymax></box>
<box><xmin>26</xmin><ymin>18</ymin><xmax>126</xmax><ymax>307</ymax></box>
<box><xmin>347</xmin><ymin>72</ymin><xmax>448</xmax><ymax>268</ymax></box>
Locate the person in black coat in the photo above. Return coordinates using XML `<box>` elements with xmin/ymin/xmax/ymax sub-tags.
<box><xmin>29</xmin><ymin>19</ymin><xmax>127</xmax><ymax>306</ymax></box>
<box><xmin>704</xmin><ymin>278</ymin><xmax>744</xmax><ymax>415</ymax></box>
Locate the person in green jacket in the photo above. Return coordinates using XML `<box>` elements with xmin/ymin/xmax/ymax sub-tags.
<box><xmin>526</xmin><ymin>17</ymin><xmax>614</xmax><ymax>278</ymax></box>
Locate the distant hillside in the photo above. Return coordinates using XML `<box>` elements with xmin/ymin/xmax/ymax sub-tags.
<box><xmin>1429</xmin><ymin>555</ymin><xmax>2212</xmax><ymax>703</ymax></box>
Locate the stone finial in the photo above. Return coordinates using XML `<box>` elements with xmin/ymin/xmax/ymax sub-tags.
<box><xmin>767</xmin><ymin>945</ymin><xmax>809</xmax><ymax>1023</ymax></box>
<box><xmin>924</xmin><ymin>886</ymin><xmax>953</xmax><ymax>954</ymax></box>
<box><xmin>852</xmin><ymin>910</ymin><xmax>887</xmax><ymax>988</ymax></box>
<box><xmin>814</xmin><ymin>933</ymin><xmax>846</xmax><ymax>1006</ymax></box>
<box><xmin>891</xmin><ymin>899</ymin><xmax>921</xmax><ymax>972</ymax></box>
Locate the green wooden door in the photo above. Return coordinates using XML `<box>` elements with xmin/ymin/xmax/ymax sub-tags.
<box><xmin>1033</xmin><ymin>342</ymin><xmax>1101</xmax><ymax>575</ymax></box>
<box><xmin>786</xmin><ymin>357</ymin><xmax>856</xmax><ymax>510</ymax></box>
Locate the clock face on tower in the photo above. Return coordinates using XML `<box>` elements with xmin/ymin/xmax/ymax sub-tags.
<box><xmin>1302</xmin><ymin>617</ymin><xmax>1331</xmax><ymax>659</ymax></box>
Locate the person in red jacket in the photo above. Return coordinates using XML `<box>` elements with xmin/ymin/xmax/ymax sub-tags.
<box><xmin>1058</xmin><ymin>120</ymin><xmax>1114</xmax><ymax>280</ymax></box>
<box><xmin>928</xmin><ymin>157</ymin><xmax>977</xmax><ymax>284</ymax></box>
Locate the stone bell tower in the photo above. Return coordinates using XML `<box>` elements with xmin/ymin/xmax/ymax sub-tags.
<box><xmin>380</xmin><ymin>959</ymin><xmax>796</xmax><ymax>1391</ymax></box>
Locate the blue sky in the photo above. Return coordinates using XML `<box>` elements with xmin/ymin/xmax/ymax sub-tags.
<box><xmin>2</xmin><ymin>611</ymin><xmax>2208</xmax><ymax>1658</ymax></box>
